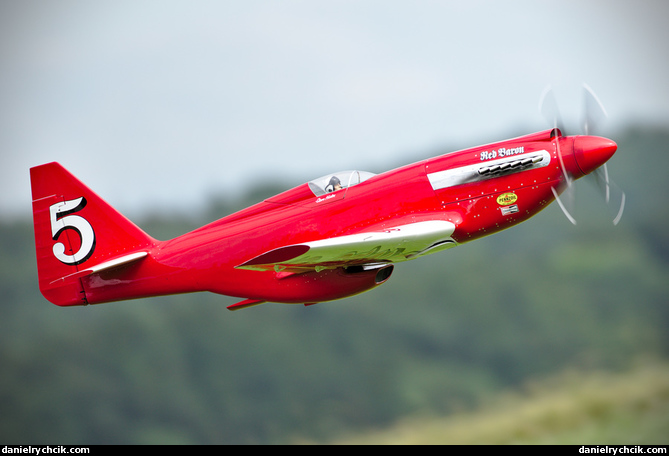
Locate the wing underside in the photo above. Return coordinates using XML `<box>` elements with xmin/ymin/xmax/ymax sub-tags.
<box><xmin>237</xmin><ymin>220</ymin><xmax>457</xmax><ymax>273</ymax></box>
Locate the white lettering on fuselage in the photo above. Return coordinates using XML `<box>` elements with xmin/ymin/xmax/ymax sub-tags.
<box><xmin>480</xmin><ymin>146</ymin><xmax>524</xmax><ymax>161</ymax></box>
<box><xmin>315</xmin><ymin>194</ymin><xmax>337</xmax><ymax>203</ymax></box>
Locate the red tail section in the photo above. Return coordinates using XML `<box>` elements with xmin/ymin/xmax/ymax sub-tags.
<box><xmin>30</xmin><ymin>162</ymin><xmax>156</xmax><ymax>306</ymax></box>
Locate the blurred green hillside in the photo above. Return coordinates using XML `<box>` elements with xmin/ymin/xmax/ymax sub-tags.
<box><xmin>328</xmin><ymin>361</ymin><xmax>669</xmax><ymax>445</ymax></box>
<box><xmin>1</xmin><ymin>126</ymin><xmax>668</xmax><ymax>444</ymax></box>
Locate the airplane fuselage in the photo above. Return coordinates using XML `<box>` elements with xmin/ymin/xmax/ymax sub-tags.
<box><xmin>32</xmin><ymin>128</ymin><xmax>617</xmax><ymax>308</ymax></box>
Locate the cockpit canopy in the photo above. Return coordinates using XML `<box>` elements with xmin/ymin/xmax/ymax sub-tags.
<box><xmin>308</xmin><ymin>170</ymin><xmax>376</xmax><ymax>196</ymax></box>
<box><xmin>263</xmin><ymin>169</ymin><xmax>377</xmax><ymax>207</ymax></box>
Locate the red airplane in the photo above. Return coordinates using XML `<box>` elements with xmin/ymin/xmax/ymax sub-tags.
<box><xmin>30</xmin><ymin>89</ymin><xmax>624</xmax><ymax>311</ymax></box>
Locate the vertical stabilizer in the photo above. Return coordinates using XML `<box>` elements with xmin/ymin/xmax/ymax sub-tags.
<box><xmin>30</xmin><ymin>162</ymin><xmax>156</xmax><ymax>306</ymax></box>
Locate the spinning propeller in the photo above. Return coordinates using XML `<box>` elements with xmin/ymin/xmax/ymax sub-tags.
<box><xmin>538</xmin><ymin>84</ymin><xmax>626</xmax><ymax>225</ymax></box>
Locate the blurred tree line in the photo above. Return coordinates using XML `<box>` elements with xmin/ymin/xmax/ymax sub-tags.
<box><xmin>1</xmin><ymin>126</ymin><xmax>667</xmax><ymax>444</ymax></box>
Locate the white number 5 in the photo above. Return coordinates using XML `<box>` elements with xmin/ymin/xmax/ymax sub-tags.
<box><xmin>49</xmin><ymin>197</ymin><xmax>96</xmax><ymax>265</ymax></box>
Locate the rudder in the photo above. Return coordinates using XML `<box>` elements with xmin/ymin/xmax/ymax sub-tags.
<box><xmin>30</xmin><ymin>162</ymin><xmax>156</xmax><ymax>306</ymax></box>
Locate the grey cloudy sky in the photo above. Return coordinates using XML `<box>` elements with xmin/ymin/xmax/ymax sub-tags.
<box><xmin>2</xmin><ymin>0</ymin><xmax>668</xmax><ymax>220</ymax></box>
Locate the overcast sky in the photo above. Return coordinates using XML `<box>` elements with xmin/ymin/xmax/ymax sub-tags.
<box><xmin>2</xmin><ymin>0</ymin><xmax>668</xmax><ymax>220</ymax></box>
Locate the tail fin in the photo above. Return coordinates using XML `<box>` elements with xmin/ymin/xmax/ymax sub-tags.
<box><xmin>30</xmin><ymin>162</ymin><xmax>156</xmax><ymax>306</ymax></box>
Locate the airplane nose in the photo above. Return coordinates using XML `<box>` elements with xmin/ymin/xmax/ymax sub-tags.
<box><xmin>573</xmin><ymin>136</ymin><xmax>617</xmax><ymax>176</ymax></box>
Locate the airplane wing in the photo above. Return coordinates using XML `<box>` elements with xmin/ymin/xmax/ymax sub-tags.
<box><xmin>237</xmin><ymin>220</ymin><xmax>457</xmax><ymax>272</ymax></box>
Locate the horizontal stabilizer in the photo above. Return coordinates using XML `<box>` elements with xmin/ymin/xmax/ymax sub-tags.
<box><xmin>50</xmin><ymin>251</ymin><xmax>149</xmax><ymax>285</ymax></box>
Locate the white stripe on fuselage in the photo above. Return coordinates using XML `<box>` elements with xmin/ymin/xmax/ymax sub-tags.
<box><xmin>427</xmin><ymin>150</ymin><xmax>551</xmax><ymax>191</ymax></box>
